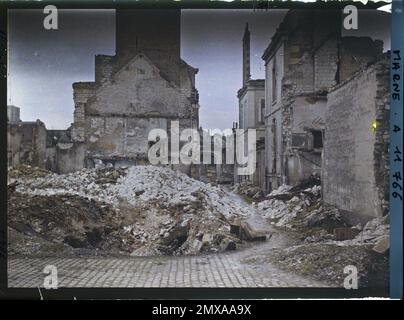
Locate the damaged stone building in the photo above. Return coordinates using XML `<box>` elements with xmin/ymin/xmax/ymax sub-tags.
<box><xmin>70</xmin><ymin>9</ymin><xmax>199</xmax><ymax>173</ymax></box>
<box><xmin>235</xmin><ymin>9</ymin><xmax>390</xmax><ymax>222</ymax></box>
<box><xmin>7</xmin><ymin>104</ymin><xmax>75</xmax><ymax>173</ymax></box>
<box><xmin>261</xmin><ymin>9</ymin><xmax>385</xmax><ymax>193</ymax></box>
<box><xmin>7</xmin><ymin>115</ymin><xmax>47</xmax><ymax>168</ymax></box>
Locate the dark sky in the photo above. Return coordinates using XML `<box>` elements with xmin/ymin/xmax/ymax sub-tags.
<box><xmin>8</xmin><ymin>9</ymin><xmax>391</xmax><ymax>130</ymax></box>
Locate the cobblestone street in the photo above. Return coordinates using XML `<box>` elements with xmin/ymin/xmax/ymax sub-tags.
<box><xmin>8</xmin><ymin>249</ymin><xmax>328</xmax><ymax>288</ymax></box>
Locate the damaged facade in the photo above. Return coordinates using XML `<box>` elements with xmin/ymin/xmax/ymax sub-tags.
<box><xmin>191</xmin><ymin>130</ymin><xmax>235</xmax><ymax>185</ymax></box>
<box><xmin>6</xmin><ymin>105</ymin><xmax>81</xmax><ymax>174</ymax></box>
<box><xmin>261</xmin><ymin>9</ymin><xmax>384</xmax><ymax>192</ymax></box>
<box><xmin>7</xmin><ymin>118</ymin><xmax>47</xmax><ymax>169</ymax></box>
<box><xmin>71</xmin><ymin>9</ymin><xmax>199</xmax><ymax>173</ymax></box>
<box><xmin>7</xmin><ymin>105</ymin><xmax>20</xmax><ymax>123</ymax></box>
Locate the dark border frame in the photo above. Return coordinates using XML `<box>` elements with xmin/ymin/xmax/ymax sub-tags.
<box><xmin>390</xmin><ymin>0</ymin><xmax>404</xmax><ymax>300</ymax></box>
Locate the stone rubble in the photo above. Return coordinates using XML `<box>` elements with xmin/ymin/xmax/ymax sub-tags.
<box><xmin>255</xmin><ymin>184</ymin><xmax>329</xmax><ymax>229</ymax></box>
<box><xmin>327</xmin><ymin>215</ymin><xmax>390</xmax><ymax>247</ymax></box>
<box><xmin>255</xmin><ymin>182</ymin><xmax>389</xmax><ymax>248</ymax></box>
<box><xmin>248</xmin><ymin>181</ymin><xmax>390</xmax><ymax>287</ymax></box>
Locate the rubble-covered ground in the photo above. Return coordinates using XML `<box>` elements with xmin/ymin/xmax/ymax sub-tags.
<box><xmin>237</xmin><ymin>176</ymin><xmax>390</xmax><ymax>287</ymax></box>
<box><xmin>8</xmin><ymin>165</ymin><xmax>256</xmax><ymax>257</ymax></box>
<box><xmin>242</xmin><ymin>243</ymin><xmax>388</xmax><ymax>287</ymax></box>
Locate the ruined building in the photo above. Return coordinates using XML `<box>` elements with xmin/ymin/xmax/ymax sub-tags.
<box><xmin>236</xmin><ymin>24</ymin><xmax>266</xmax><ymax>190</ymax></box>
<box><xmin>7</xmin><ymin>118</ymin><xmax>47</xmax><ymax>168</ymax></box>
<box><xmin>256</xmin><ymin>9</ymin><xmax>389</xmax><ymax>223</ymax></box>
<box><xmin>261</xmin><ymin>9</ymin><xmax>384</xmax><ymax>193</ymax></box>
<box><xmin>69</xmin><ymin>9</ymin><xmax>200</xmax><ymax>172</ymax></box>
<box><xmin>7</xmin><ymin>10</ymin><xmax>200</xmax><ymax>174</ymax></box>
<box><xmin>7</xmin><ymin>104</ymin><xmax>73</xmax><ymax>173</ymax></box>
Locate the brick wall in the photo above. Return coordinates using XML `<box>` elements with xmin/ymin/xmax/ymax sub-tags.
<box><xmin>314</xmin><ymin>38</ymin><xmax>339</xmax><ymax>90</ymax></box>
<box><xmin>323</xmin><ymin>58</ymin><xmax>390</xmax><ymax>223</ymax></box>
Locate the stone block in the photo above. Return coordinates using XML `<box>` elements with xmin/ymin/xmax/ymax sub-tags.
<box><xmin>220</xmin><ymin>238</ymin><xmax>236</xmax><ymax>251</ymax></box>
<box><xmin>372</xmin><ymin>235</ymin><xmax>389</xmax><ymax>254</ymax></box>
<box><xmin>333</xmin><ymin>227</ymin><xmax>360</xmax><ymax>241</ymax></box>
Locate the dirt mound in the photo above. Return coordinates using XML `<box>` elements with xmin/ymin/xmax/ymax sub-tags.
<box><xmin>8</xmin><ymin>192</ymin><xmax>128</xmax><ymax>255</ymax></box>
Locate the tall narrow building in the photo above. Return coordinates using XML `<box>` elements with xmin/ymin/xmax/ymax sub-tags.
<box><xmin>242</xmin><ymin>23</ymin><xmax>251</xmax><ymax>86</ymax></box>
<box><xmin>236</xmin><ymin>23</ymin><xmax>266</xmax><ymax>190</ymax></box>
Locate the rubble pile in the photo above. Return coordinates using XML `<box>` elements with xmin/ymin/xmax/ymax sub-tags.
<box><xmin>10</xmin><ymin>167</ymin><xmax>127</xmax><ymax>206</ymax></box>
<box><xmin>9</xmin><ymin>165</ymin><xmax>251</xmax><ymax>257</ymax></box>
<box><xmin>250</xmin><ymin>178</ymin><xmax>390</xmax><ymax>287</ymax></box>
<box><xmin>8</xmin><ymin>192</ymin><xmax>124</xmax><ymax>257</ymax></box>
<box><xmin>256</xmin><ymin>180</ymin><xmax>389</xmax><ymax>246</ymax></box>
<box><xmin>112</xmin><ymin>166</ymin><xmax>250</xmax><ymax>220</ymax></box>
<box><xmin>256</xmin><ymin>182</ymin><xmax>345</xmax><ymax>232</ymax></box>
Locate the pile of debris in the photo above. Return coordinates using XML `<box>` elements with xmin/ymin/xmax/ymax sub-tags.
<box><xmin>249</xmin><ymin>176</ymin><xmax>389</xmax><ymax>287</ymax></box>
<box><xmin>328</xmin><ymin>215</ymin><xmax>390</xmax><ymax>253</ymax></box>
<box><xmin>9</xmin><ymin>167</ymin><xmax>127</xmax><ymax>206</ymax></box>
<box><xmin>267</xmin><ymin>215</ymin><xmax>390</xmax><ymax>287</ymax></box>
<box><xmin>256</xmin><ymin>176</ymin><xmax>389</xmax><ymax>245</ymax></box>
<box><xmin>9</xmin><ymin>165</ymin><xmax>255</xmax><ymax>257</ymax></box>
<box><xmin>231</xmin><ymin>181</ymin><xmax>264</xmax><ymax>201</ymax></box>
<box><xmin>256</xmin><ymin>179</ymin><xmax>345</xmax><ymax>232</ymax></box>
<box><xmin>256</xmin><ymin>177</ymin><xmax>389</xmax><ymax>247</ymax></box>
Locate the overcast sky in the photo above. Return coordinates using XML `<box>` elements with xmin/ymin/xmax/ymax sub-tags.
<box><xmin>8</xmin><ymin>9</ymin><xmax>390</xmax><ymax>130</ymax></box>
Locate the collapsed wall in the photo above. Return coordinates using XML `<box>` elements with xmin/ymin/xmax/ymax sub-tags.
<box><xmin>322</xmin><ymin>57</ymin><xmax>390</xmax><ymax>224</ymax></box>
